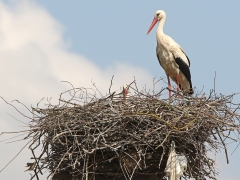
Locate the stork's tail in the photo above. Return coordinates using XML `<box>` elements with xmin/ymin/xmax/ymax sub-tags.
<box><xmin>179</xmin><ymin>83</ymin><xmax>193</xmax><ymax>95</ymax></box>
<box><xmin>188</xmin><ymin>88</ymin><xmax>194</xmax><ymax>95</ymax></box>
<box><xmin>187</xmin><ymin>82</ymin><xmax>194</xmax><ymax>95</ymax></box>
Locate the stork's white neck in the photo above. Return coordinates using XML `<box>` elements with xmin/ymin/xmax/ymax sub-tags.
<box><xmin>156</xmin><ymin>16</ymin><xmax>167</xmax><ymax>50</ymax></box>
<box><xmin>156</xmin><ymin>16</ymin><xmax>166</xmax><ymax>36</ymax></box>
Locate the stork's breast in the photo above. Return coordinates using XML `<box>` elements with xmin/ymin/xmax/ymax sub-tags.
<box><xmin>159</xmin><ymin>51</ymin><xmax>178</xmax><ymax>73</ymax></box>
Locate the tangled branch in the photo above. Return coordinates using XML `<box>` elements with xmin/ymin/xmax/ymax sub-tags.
<box><xmin>1</xmin><ymin>79</ymin><xmax>240</xmax><ymax>180</ymax></box>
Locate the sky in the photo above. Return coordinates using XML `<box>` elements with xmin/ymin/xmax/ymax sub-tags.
<box><xmin>0</xmin><ymin>0</ymin><xmax>239</xmax><ymax>179</ymax></box>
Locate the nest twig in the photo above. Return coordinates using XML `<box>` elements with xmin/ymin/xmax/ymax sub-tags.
<box><xmin>1</xmin><ymin>79</ymin><xmax>240</xmax><ymax>180</ymax></box>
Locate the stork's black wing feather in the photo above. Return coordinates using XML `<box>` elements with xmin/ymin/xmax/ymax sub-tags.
<box><xmin>180</xmin><ymin>48</ymin><xmax>190</xmax><ymax>67</ymax></box>
<box><xmin>173</xmin><ymin>55</ymin><xmax>193</xmax><ymax>94</ymax></box>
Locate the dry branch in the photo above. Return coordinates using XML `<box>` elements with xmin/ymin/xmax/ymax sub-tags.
<box><xmin>1</xmin><ymin>80</ymin><xmax>240</xmax><ymax>180</ymax></box>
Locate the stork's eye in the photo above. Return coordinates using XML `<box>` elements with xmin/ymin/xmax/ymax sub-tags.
<box><xmin>156</xmin><ymin>13</ymin><xmax>160</xmax><ymax>16</ymax></box>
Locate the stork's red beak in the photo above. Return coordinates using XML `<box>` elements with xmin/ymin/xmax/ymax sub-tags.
<box><xmin>147</xmin><ymin>18</ymin><xmax>158</xmax><ymax>35</ymax></box>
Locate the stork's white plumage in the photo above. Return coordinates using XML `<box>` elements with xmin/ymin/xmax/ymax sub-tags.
<box><xmin>147</xmin><ymin>10</ymin><xmax>193</xmax><ymax>98</ymax></box>
<box><xmin>122</xmin><ymin>83</ymin><xmax>129</xmax><ymax>100</ymax></box>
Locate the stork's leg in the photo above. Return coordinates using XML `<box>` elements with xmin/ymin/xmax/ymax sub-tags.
<box><xmin>123</xmin><ymin>89</ymin><xmax>128</xmax><ymax>101</ymax></box>
<box><xmin>167</xmin><ymin>75</ymin><xmax>172</xmax><ymax>98</ymax></box>
<box><xmin>176</xmin><ymin>75</ymin><xmax>180</xmax><ymax>104</ymax></box>
<box><xmin>176</xmin><ymin>75</ymin><xmax>180</xmax><ymax>92</ymax></box>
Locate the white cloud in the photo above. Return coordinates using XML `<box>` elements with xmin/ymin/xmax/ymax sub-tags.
<box><xmin>0</xmin><ymin>0</ymin><xmax>156</xmax><ymax>101</ymax></box>
<box><xmin>0</xmin><ymin>1</ymin><xmax>156</xmax><ymax>179</ymax></box>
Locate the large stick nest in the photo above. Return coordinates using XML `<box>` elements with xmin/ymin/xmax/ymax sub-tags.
<box><xmin>22</xmin><ymin>81</ymin><xmax>240</xmax><ymax>180</ymax></box>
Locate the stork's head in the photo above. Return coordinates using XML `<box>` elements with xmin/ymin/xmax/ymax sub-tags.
<box><xmin>147</xmin><ymin>10</ymin><xmax>166</xmax><ymax>34</ymax></box>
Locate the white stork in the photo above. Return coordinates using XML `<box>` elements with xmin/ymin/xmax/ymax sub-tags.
<box><xmin>147</xmin><ymin>10</ymin><xmax>193</xmax><ymax>98</ymax></box>
<box><xmin>122</xmin><ymin>83</ymin><xmax>129</xmax><ymax>100</ymax></box>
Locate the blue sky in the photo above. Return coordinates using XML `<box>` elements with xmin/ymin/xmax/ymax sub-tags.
<box><xmin>0</xmin><ymin>1</ymin><xmax>239</xmax><ymax>179</ymax></box>
<box><xmin>35</xmin><ymin>1</ymin><xmax>240</xmax><ymax>92</ymax></box>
